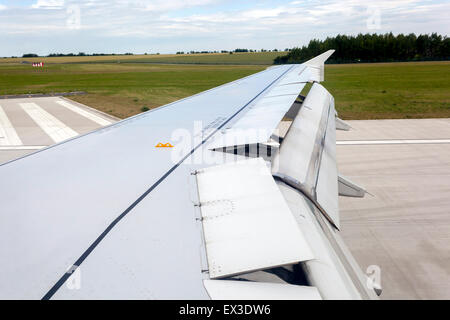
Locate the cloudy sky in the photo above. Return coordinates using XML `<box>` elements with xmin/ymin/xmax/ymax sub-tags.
<box><xmin>0</xmin><ymin>0</ymin><xmax>449</xmax><ymax>56</ymax></box>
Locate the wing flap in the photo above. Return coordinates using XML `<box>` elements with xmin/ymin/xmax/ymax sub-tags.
<box><xmin>195</xmin><ymin>158</ymin><xmax>314</xmax><ymax>279</ymax></box>
<box><xmin>272</xmin><ymin>83</ymin><xmax>340</xmax><ymax>228</ymax></box>
<box><xmin>272</xmin><ymin>83</ymin><xmax>329</xmax><ymax>184</ymax></box>
<box><xmin>315</xmin><ymin>100</ymin><xmax>340</xmax><ymax>228</ymax></box>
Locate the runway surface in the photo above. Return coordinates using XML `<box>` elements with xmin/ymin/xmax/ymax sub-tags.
<box><xmin>0</xmin><ymin>97</ymin><xmax>117</xmax><ymax>164</ymax></box>
<box><xmin>337</xmin><ymin>118</ymin><xmax>450</xmax><ymax>300</ymax></box>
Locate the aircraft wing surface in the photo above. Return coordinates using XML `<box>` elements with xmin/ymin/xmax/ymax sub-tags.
<box><xmin>0</xmin><ymin>51</ymin><xmax>377</xmax><ymax>300</ymax></box>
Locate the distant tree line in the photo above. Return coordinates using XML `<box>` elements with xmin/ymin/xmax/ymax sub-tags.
<box><xmin>22</xmin><ymin>53</ymin><xmax>39</xmax><ymax>58</ymax></box>
<box><xmin>20</xmin><ymin>52</ymin><xmax>138</xmax><ymax>58</ymax></box>
<box><xmin>274</xmin><ymin>33</ymin><xmax>450</xmax><ymax>64</ymax></box>
<box><xmin>45</xmin><ymin>52</ymin><xmax>135</xmax><ymax>57</ymax></box>
<box><xmin>175</xmin><ymin>48</ymin><xmax>281</xmax><ymax>55</ymax></box>
<box><xmin>18</xmin><ymin>48</ymin><xmax>286</xmax><ymax>58</ymax></box>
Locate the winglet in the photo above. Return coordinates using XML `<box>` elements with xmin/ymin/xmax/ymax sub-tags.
<box><xmin>304</xmin><ymin>50</ymin><xmax>335</xmax><ymax>82</ymax></box>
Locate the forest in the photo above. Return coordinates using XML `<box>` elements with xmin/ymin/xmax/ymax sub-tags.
<box><xmin>274</xmin><ymin>33</ymin><xmax>450</xmax><ymax>64</ymax></box>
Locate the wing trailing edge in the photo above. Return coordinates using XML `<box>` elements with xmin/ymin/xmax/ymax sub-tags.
<box><xmin>272</xmin><ymin>83</ymin><xmax>340</xmax><ymax>229</ymax></box>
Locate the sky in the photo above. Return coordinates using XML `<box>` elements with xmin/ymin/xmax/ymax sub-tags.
<box><xmin>0</xmin><ymin>0</ymin><xmax>449</xmax><ymax>56</ymax></box>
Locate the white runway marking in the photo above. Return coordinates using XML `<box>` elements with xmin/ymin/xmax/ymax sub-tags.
<box><xmin>337</xmin><ymin>139</ymin><xmax>450</xmax><ymax>145</ymax></box>
<box><xmin>0</xmin><ymin>145</ymin><xmax>46</xmax><ymax>150</ymax></box>
<box><xmin>0</xmin><ymin>105</ymin><xmax>23</xmax><ymax>146</ymax></box>
<box><xmin>20</xmin><ymin>102</ymin><xmax>78</xmax><ymax>143</ymax></box>
<box><xmin>56</xmin><ymin>99</ymin><xmax>112</xmax><ymax>126</ymax></box>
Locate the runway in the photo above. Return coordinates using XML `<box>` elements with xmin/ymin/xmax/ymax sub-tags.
<box><xmin>337</xmin><ymin>118</ymin><xmax>450</xmax><ymax>300</ymax></box>
<box><xmin>0</xmin><ymin>97</ymin><xmax>117</xmax><ymax>164</ymax></box>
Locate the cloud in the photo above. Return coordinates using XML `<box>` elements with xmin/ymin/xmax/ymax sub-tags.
<box><xmin>144</xmin><ymin>0</ymin><xmax>218</xmax><ymax>12</ymax></box>
<box><xmin>0</xmin><ymin>0</ymin><xmax>449</xmax><ymax>56</ymax></box>
<box><xmin>32</xmin><ymin>0</ymin><xmax>65</xmax><ymax>10</ymax></box>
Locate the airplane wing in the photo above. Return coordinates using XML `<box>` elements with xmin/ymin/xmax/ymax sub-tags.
<box><xmin>0</xmin><ymin>51</ymin><xmax>378</xmax><ymax>300</ymax></box>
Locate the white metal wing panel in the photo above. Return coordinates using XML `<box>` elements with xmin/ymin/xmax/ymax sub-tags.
<box><xmin>272</xmin><ymin>83</ymin><xmax>340</xmax><ymax>228</ymax></box>
<box><xmin>272</xmin><ymin>83</ymin><xmax>328</xmax><ymax>184</ymax></box>
<box><xmin>276</xmin><ymin>183</ymin><xmax>365</xmax><ymax>299</ymax></box>
<box><xmin>195</xmin><ymin>158</ymin><xmax>314</xmax><ymax>279</ymax></box>
<box><xmin>0</xmin><ymin>65</ymin><xmax>294</xmax><ymax>299</ymax></box>
<box><xmin>304</xmin><ymin>50</ymin><xmax>335</xmax><ymax>82</ymax></box>
<box><xmin>206</xmin><ymin>96</ymin><xmax>299</xmax><ymax>149</ymax></box>
<box><xmin>0</xmin><ymin>51</ymin><xmax>349</xmax><ymax>300</ymax></box>
<box><xmin>228</xmin><ymin>95</ymin><xmax>296</xmax><ymax>129</ymax></box>
<box><xmin>206</xmin><ymin>66</ymin><xmax>311</xmax><ymax>150</ymax></box>
<box><xmin>205</xmin><ymin>52</ymin><xmax>335</xmax><ymax>151</ymax></box>
<box><xmin>315</xmin><ymin>99</ymin><xmax>340</xmax><ymax>228</ymax></box>
<box><xmin>277</xmin><ymin>65</ymin><xmax>310</xmax><ymax>85</ymax></box>
<box><xmin>204</xmin><ymin>280</ymin><xmax>322</xmax><ymax>300</ymax></box>
<box><xmin>264</xmin><ymin>83</ymin><xmax>304</xmax><ymax>97</ymax></box>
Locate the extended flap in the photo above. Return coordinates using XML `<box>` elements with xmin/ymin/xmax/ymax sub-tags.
<box><xmin>195</xmin><ymin>158</ymin><xmax>314</xmax><ymax>279</ymax></box>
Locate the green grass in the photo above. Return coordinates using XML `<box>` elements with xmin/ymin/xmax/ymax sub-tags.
<box><xmin>324</xmin><ymin>61</ymin><xmax>450</xmax><ymax>119</ymax></box>
<box><xmin>99</xmin><ymin>52</ymin><xmax>286</xmax><ymax>65</ymax></box>
<box><xmin>0</xmin><ymin>60</ymin><xmax>448</xmax><ymax>119</ymax></box>
<box><xmin>0</xmin><ymin>63</ymin><xmax>264</xmax><ymax>118</ymax></box>
<box><xmin>1</xmin><ymin>51</ymin><xmax>286</xmax><ymax>65</ymax></box>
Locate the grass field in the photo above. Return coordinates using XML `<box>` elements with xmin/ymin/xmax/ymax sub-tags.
<box><xmin>0</xmin><ymin>58</ymin><xmax>448</xmax><ymax>119</ymax></box>
<box><xmin>0</xmin><ymin>51</ymin><xmax>285</xmax><ymax>65</ymax></box>
<box><xmin>324</xmin><ymin>61</ymin><xmax>450</xmax><ymax>119</ymax></box>
<box><xmin>0</xmin><ymin>63</ymin><xmax>264</xmax><ymax>118</ymax></box>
